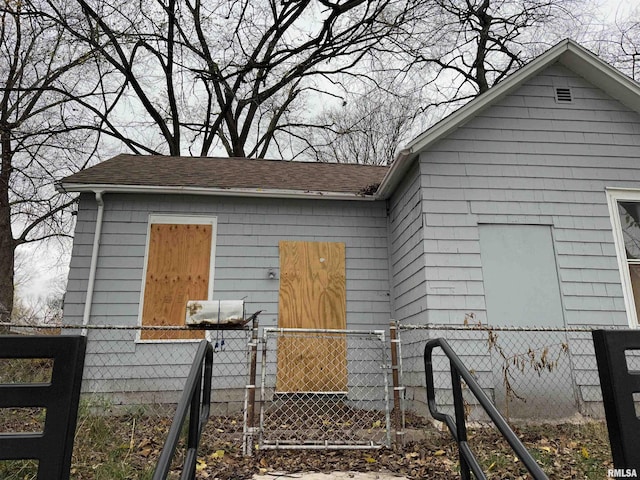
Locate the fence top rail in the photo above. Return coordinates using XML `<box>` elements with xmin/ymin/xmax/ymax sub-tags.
<box><xmin>263</xmin><ymin>327</ymin><xmax>385</xmax><ymax>336</ymax></box>
<box><xmin>5</xmin><ymin>322</ymin><xmax>630</xmax><ymax>333</ymax></box>
<box><xmin>398</xmin><ymin>323</ymin><xmax>627</xmax><ymax>333</ymax></box>
<box><xmin>1</xmin><ymin>322</ymin><xmax>248</xmax><ymax>331</ymax></box>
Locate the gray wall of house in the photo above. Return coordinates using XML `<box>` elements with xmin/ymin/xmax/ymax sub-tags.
<box><xmin>404</xmin><ymin>62</ymin><xmax>640</xmax><ymax>418</ymax></box>
<box><xmin>388</xmin><ymin>161</ymin><xmax>428</xmax><ymax>323</ymax></box>
<box><xmin>64</xmin><ymin>193</ymin><xmax>391</xmax><ymax>404</ymax></box>
<box><xmin>63</xmin><ymin>61</ymin><xmax>640</xmax><ymax>418</ymax></box>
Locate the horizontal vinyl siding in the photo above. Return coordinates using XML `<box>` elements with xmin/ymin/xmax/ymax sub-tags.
<box><xmin>418</xmin><ymin>63</ymin><xmax>640</xmax><ymax>411</ymax></box>
<box><xmin>420</xmin><ymin>63</ymin><xmax>636</xmax><ymax>329</ymax></box>
<box><xmin>388</xmin><ymin>162</ymin><xmax>428</xmax><ymax>323</ymax></box>
<box><xmin>66</xmin><ymin>195</ymin><xmax>390</xmax><ymax>328</ymax></box>
<box><xmin>64</xmin><ymin>194</ymin><xmax>391</xmax><ymax>397</ymax></box>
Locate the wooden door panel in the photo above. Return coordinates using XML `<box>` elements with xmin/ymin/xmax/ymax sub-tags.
<box><xmin>277</xmin><ymin>241</ymin><xmax>347</xmax><ymax>392</ymax></box>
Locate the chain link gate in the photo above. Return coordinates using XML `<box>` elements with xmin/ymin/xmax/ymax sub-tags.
<box><xmin>257</xmin><ymin>328</ymin><xmax>392</xmax><ymax>450</ymax></box>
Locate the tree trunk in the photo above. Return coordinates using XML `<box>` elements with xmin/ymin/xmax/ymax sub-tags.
<box><xmin>0</xmin><ymin>127</ymin><xmax>15</xmax><ymax>333</ymax></box>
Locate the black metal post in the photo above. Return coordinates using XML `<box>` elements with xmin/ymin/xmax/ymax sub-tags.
<box><xmin>593</xmin><ymin>329</ymin><xmax>640</xmax><ymax>472</ymax></box>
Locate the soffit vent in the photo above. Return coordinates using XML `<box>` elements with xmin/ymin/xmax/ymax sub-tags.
<box><xmin>554</xmin><ymin>87</ymin><xmax>573</xmax><ymax>103</ymax></box>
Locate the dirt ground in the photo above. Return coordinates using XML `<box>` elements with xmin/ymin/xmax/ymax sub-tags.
<box><xmin>0</xmin><ymin>409</ymin><xmax>614</xmax><ymax>479</ymax></box>
<box><xmin>192</xmin><ymin>421</ymin><xmax>612</xmax><ymax>480</ymax></box>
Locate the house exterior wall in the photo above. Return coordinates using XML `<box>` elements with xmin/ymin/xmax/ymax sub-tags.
<box><xmin>409</xmin><ymin>62</ymin><xmax>640</xmax><ymax>417</ymax></box>
<box><xmin>62</xmin><ymin>60</ymin><xmax>640</xmax><ymax>418</ymax></box>
<box><xmin>64</xmin><ymin>193</ymin><xmax>390</xmax><ymax>403</ymax></box>
<box><xmin>388</xmin><ymin>161</ymin><xmax>428</xmax><ymax>323</ymax></box>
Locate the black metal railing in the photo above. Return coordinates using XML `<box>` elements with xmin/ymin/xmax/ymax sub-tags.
<box><xmin>592</xmin><ymin>329</ymin><xmax>640</xmax><ymax>471</ymax></box>
<box><xmin>424</xmin><ymin>338</ymin><xmax>548</xmax><ymax>480</ymax></box>
<box><xmin>0</xmin><ymin>335</ymin><xmax>87</xmax><ymax>480</ymax></box>
<box><xmin>153</xmin><ymin>340</ymin><xmax>213</xmax><ymax>480</ymax></box>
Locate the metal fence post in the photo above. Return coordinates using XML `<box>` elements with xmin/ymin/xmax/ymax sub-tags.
<box><xmin>389</xmin><ymin>320</ymin><xmax>405</xmax><ymax>446</ymax></box>
<box><xmin>243</xmin><ymin>317</ymin><xmax>259</xmax><ymax>456</ymax></box>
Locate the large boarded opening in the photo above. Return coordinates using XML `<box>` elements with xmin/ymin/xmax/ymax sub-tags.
<box><xmin>276</xmin><ymin>241</ymin><xmax>347</xmax><ymax>392</ymax></box>
<box><xmin>479</xmin><ymin>224</ymin><xmax>564</xmax><ymax>328</ymax></box>
<box><xmin>140</xmin><ymin>223</ymin><xmax>212</xmax><ymax>340</ymax></box>
<box><xmin>479</xmin><ymin>224</ymin><xmax>574</xmax><ymax>417</ymax></box>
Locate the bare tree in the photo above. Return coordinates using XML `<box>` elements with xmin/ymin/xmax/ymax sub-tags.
<box><xmin>307</xmin><ymin>0</ymin><xmax>594</xmax><ymax>164</ymax></box>
<box><xmin>406</xmin><ymin>0</ymin><xmax>589</xmax><ymax>97</ymax></box>
<box><xmin>591</xmin><ymin>5</ymin><xmax>640</xmax><ymax>82</ymax></box>
<box><xmin>44</xmin><ymin>0</ymin><xmax>427</xmax><ymax>159</ymax></box>
<box><xmin>302</xmin><ymin>79</ymin><xmax>420</xmax><ymax>165</ymax></box>
<box><xmin>0</xmin><ymin>0</ymin><xmax>101</xmax><ymax>330</ymax></box>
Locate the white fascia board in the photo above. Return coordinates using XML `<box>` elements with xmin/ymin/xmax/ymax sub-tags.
<box><xmin>559</xmin><ymin>45</ymin><xmax>640</xmax><ymax>113</ymax></box>
<box><xmin>376</xmin><ymin>149</ymin><xmax>412</xmax><ymax>198</ymax></box>
<box><xmin>59</xmin><ymin>182</ymin><xmax>378</xmax><ymax>201</ymax></box>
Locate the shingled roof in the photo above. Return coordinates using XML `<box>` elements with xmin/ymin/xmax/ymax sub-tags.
<box><xmin>60</xmin><ymin>154</ymin><xmax>388</xmax><ymax>199</ymax></box>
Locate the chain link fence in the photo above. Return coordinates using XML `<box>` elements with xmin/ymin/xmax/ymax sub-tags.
<box><xmin>396</xmin><ymin>323</ymin><xmax>616</xmax><ymax>423</ymax></box>
<box><xmin>3</xmin><ymin>319</ymin><xmax>626</xmax><ymax>480</ymax></box>
<box><xmin>1</xmin><ymin>320</ymin><xmax>622</xmax><ymax>470</ymax></box>
<box><xmin>257</xmin><ymin>328</ymin><xmax>392</xmax><ymax>451</ymax></box>
<box><xmin>1</xmin><ymin>322</ymin><xmax>252</xmax><ymax>451</ymax></box>
<box><xmin>2</xmin><ymin>321</ymin><xmax>618</xmax><ymax>427</ymax></box>
<box><xmin>2</xmin><ymin>322</ymin><xmax>397</xmax><ymax>456</ymax></box>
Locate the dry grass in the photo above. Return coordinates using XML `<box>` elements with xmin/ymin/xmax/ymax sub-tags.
<box><xmin>0</xmin><ymin>404</ymin><xmax>613</xmax><ymax>479</ymax></box>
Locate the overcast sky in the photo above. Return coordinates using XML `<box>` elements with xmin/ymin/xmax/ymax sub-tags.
<box><xmin>601</xmin><ymin>0</ymin><xmax>637</xmax><ymax>20</ymax></box>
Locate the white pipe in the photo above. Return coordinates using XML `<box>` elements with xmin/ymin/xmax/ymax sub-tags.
<box><xmin>81</xmin><ymin>191</ymin><xmax>105</xmax><ymax>336</ymax></box>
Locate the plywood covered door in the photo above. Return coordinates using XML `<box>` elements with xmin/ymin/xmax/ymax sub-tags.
<box><xmin>276</xmin><ymin>241</ymin><xmax>347</xmax><ymax>393</ymax></box>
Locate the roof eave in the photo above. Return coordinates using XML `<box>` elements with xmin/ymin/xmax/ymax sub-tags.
<box><xmin>376</xmin><ymin>149</ymin><xmax>412</xmax><ymax>198</ymax></box>
<box><xmin>559</xmin><ymin>44</ymin><xmax>640</xmax><ymax>113</ymax></box>
<box><xmin>58</xmin><ymin>182</ymin><xmax>380</xmax><ymax>201</ymax></box>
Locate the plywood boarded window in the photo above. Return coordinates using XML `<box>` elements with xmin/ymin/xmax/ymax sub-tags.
<box><xmin>276</xmin><ymin>241</ymin><xmax>347</xmax><ymax>392</ymax></box>
<box><xmin>140</xmin><ymin>217</ymin><xmax>216</xmax><ymax>341</ymax></box>
<box><xmin>478</xmin><ymin>224</ymin><xmax>564</xmax><ymax>327</ymax></box>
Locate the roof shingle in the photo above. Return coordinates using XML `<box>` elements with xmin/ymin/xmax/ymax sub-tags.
<box><xmin>61</xmin><ymin>154</ymin><xmax>388</xmax><ymax>196</ymax></box>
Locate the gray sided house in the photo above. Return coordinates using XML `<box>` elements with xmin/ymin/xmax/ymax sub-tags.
<box><xmin>61</xmin><ymin>39</ymin><xmax>640</xmax><ymax>417</ymax></box>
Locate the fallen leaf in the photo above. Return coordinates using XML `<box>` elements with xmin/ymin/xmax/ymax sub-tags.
<box><xmin>210</xmin><ymin>449</ymin><xmax>225</xmax><ymax>459</ymax></box>
<box><xmin>434</xmin><ymin>450</ymin><xmax>446</xmax><ymax>456</ymax></box>
<box><xmin>195</xmin><ymin>458</ymin><xmax>207</xmax><ymax>472</ymax></box>
<box><xmin>364</xmin><ymin>456</ymin><xmax>376</xmax><ymax>463</ymax></box>
<box><xmin>137</xmin><ymin>438</ymin><xmax>151</xmax><ymax>448</ymax></box>
<box><xmin>581</xmin><ymin>447</ymin><xmax>589</xmax><ymax>459</ymax></box>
